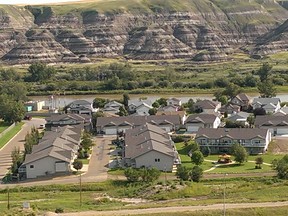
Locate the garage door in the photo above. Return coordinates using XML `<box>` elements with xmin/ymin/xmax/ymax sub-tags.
<box><xmin>276</xmin><ymin>128</ymin><xmax>288</xmax><ymax>135</ymax></box>
<box><xmin>105</xmin><ymin>128</ymin><xmax>117</xmax><ymax>135</ymax></box>
<box><xmin>187</xmin><ymin>126</ymin><xmax>200</xmax><ymax>132</ymax></box>
<box><xmin>55</xmin><ymin>162</ymin><xmax>67</xmax><ymax>172</ymax></box>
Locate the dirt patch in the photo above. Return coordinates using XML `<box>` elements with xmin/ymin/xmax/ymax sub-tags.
<box><xmin>269</xmin><ymin>138</ymin><xmax>288</xmax><ymax>154</ymax></box>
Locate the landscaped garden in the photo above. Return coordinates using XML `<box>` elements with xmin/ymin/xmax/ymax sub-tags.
<box><xmin>175</xmin><ymin>142</ymin><xmax>284</xmax><ymax>174</ymax></box>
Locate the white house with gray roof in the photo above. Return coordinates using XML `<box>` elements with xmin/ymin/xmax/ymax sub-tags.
<box><xmin>124</xmin><ymin>123</ymin><xmax>180</xmax><ymax>171</ymax></box>
<box><xmin>252</xmin><ymin>98</ymin><xmax>281</xmax><ymax>113</ymax></box>
<box><xmin>185</xmin><ymin>113</ymin><xmax>221</xmax><ymax>132</ymax></box>
<box><xmin>128</xmin><ymin>99</ymin><xmax>153</xmax><ymax>113</ymax></box>
<box><xmin>195</xmin><ymin>128</ymin><xmax>271</xmax><ymax>154</ymax></box>
<box><xmin>103</xmin><ymin>101</ymin><xmax>124</xmax><ymax>114</ymax></box>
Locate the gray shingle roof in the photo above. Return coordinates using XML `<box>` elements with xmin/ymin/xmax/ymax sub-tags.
<box><xmin>96</xmin><ymin>115</ymin><xmax>180</xmax><ymax>127</ymax></box>
<box><xmin>196</xmin><ymin>128</ymin><xmax>268</xmax><ymax>140</ymax></box>
<box><xmin>252</xmin><ymin>98</ymin><xmax>280</xmax><ymax>106</ymax></box>
<box><xmin>46</xmin><ymin>114</ymin><xmax>90</xmax><ymax>123</ymax></box>
<box><xmin>255</xmin><ymin>115</ymin><xmax>288</xmax><ymax>126</ymax></box>
<box><xmin>228</xmin><ymin>112</ymin><xmax>250</xmax><ymax>122</ymax></box>
<box><xmin>22</xmin><ymin>125</ymin><xmax>82</xmax><ymax>166</ymax></box>
<box><xmin>236</xmin><ymin>93</ymin><xmax>250</xmax><ymax>102</ymax></box>
<box><xmin>125</xmin><ymin>124</ymin><xmax>175</xmax><ymax>159</ymax></box>
<box><xmin>185</xmin><ymin>113</ymin><xmax>218</xmax><ymax>124</ymax></box>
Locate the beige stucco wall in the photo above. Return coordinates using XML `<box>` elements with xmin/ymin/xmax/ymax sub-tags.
<box><xmin>135</xmin><ymin>150</ymin><xmax>174</xmax><ymax>171</ymax></box>
<box><xmin>26</xmin><ymin>156</ymin><xmax>69</xmax><ymax>179</ymax></box>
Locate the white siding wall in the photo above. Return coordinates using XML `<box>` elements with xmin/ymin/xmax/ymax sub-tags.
<box><xmin>26</xmin><ymin>157</ymin><xmax>69</xmax><ymax>179</ymax></box>
<box><xmin>135</xmin><ymin>151</ymin><xmax>174</xmax><ymax>171</ymax></box>
<box><xmin>213</xmin><ymin>117</ymin><xmax>221</xmax><ymax>128</ymax></box>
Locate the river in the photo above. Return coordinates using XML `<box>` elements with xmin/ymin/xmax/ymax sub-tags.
<box><xmin>29</xmin><ymin>93</ymin><xmax>288</xmax><ymax>108</ymax></box>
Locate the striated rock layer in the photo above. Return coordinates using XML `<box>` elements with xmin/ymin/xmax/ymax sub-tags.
<box><xmin>1</xmin><ymin>0</ymin><xmax>288</xmax><ymax>63</ymax></box>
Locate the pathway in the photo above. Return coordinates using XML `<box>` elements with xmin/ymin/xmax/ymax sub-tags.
<box><xmin>59</xmin><ymin>201</ymin><xmax>288</xmax><ymax>216</ymax></box>
<box><xmin>0</xmin><ymin>119</ymin><xmax>45</xmax><ymax>181</ymax></box>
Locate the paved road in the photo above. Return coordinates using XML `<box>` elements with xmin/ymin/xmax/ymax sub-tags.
<box><xmin>0</xmin><ymin>135</ymin><xmax>113</xmax><ymax>188</ymax></box>
<box><xmin>0</xmin><ymin>119</ymin><xmax>45</xmax><ymax>181</ymax></box>
<box><xmin>59</xmin><ymin>201</ymin><xmax>288</xmax><ymax>216</ymax></box>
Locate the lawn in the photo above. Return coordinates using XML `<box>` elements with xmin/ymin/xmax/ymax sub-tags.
<box><xmin>0</xmin><ymin>121</ymin><xmax>11</xmax><ymax>133</ymax></box>
<box><xmin>175</xmin><ymin>142</ymin><xmax>283</xmax><ymax>174</ymax></box>
<box><xmin>0</xmin><ymin>122</ymin><xmax>24</xmax><ymax>149</ymax></box>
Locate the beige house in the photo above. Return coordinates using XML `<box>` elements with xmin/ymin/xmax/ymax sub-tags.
<box><xmin>255</xmin><ymin>115</ymin><xmax>288</xmax><ymax>135</ymax></box>
<box><xmin>231</xmin><ymin>93</ymin><xmax>251</xmax><ymax>111</ymax></box>
<box><xmin>96</xmin><ymin>115</ymin><xmax>181</xmax><ymax>135</ymax></box>
<box><xmin>195</xmin><ymin>128</ymin><xmax>271</xmax><ymax>154</ymax></box>
<box><xmin>19</xmin><ymin>125</ymin><xmax>82</xmax><ymax>179</ymax></box>
<box><xmin>194</xmin><ymin>100</ymin><xmax>221</xmax><ymax>114</ymax></box>
<box><xmin>124</xmin><ymin>123</ymin><xmax>180</xmax><ymax>171</ymax></box>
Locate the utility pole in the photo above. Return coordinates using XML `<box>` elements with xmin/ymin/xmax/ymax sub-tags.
<box><xmin>80</xmin><ymin>173</ymin><xmax>82</xmax><ymax>207</ymax></box>
<box><xmin>7</xmin><ymin>187</ymin><xmax>10</xmax><ymax>210</ymax></box>
<box><xmin>223</xmin><ymin>173</ymin><xmax>228</xmax><ymax>216</ymax></box>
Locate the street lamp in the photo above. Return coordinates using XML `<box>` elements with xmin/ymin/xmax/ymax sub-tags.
<box><xmin>223</xmin><ymin>173</ymin><xmax>228</xmax><ymax>216</ymax></box>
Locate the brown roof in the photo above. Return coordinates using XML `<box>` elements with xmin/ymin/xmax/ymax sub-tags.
<box><xmin>196</xmin><ymin>128</ymin><xmax>268</xmax><ymax>140</ymax></box>
<box><xmin>96</xmin><ymin>115</ymin><xmax>180</xmax><ymax>127</ymax></box>
<box><xmin>236</xmin><ymin>93</ymin><xmax>250</xmax><ymax>102</ymax></box>
<box><xmin>185</xmin><ymin>113</ymin><xmax>218</xmax><ymax>124</ymax></box>
<box><xmin>156</xmin><ymin>111</ymin><xmax>186</xmax><ymax>118</ymax></box>
<box><xmin>194</xmin><ymin>100</ymin><xmax>220</xmax><ymax>109</ymax></box>
<box><xmin>255</xmin><ymin>115</ymin><xmax>288</xmax><ymax>126</ymax></box>
<box><xmin>125</xmin><ymin>123</ymin><xmax>175</xmax><ymax>159</ymax></box>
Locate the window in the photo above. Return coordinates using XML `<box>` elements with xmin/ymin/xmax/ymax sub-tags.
<box><xmin>155</xmin><ymin>158</ymin><xmax>160</xmax><ymax>162</ymax></box>
<box><xmin>30</xmin><ymin>165</ymin><xmax>34</xmax><ymax>169</ymax></box>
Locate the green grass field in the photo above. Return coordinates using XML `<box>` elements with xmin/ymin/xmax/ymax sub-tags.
<box><xmin>0</xmin><ymin>121</ymin><xmax>11</xmax><ymax>134</ymax></box>
<box><xmin>0</xmin><ymin>122</ymin><xmax>24</xmax><ymax>149</ymax></box>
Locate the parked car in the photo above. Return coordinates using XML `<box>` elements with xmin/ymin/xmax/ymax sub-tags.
<box><xmin>24</xmin><ymin>115</ymin><xmax>32</xmax><ymax>120</ymax></box>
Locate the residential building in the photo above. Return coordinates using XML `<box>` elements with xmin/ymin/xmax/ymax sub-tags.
<box><xmin>124</xmin><ymin>123</ymin><xmax>180</xmax><ymax>171</ymax></box>
<box><xmin>96</xmin><ymin>115</ymin><xmax>181</xmax><ymax>135</ymax></box>
<box><xmin>66</xmin><ymin>100</ymin><xmax>97</xmax><ymax>115</ymax></box>
<box><xmin>103</xmin><ymin>101</ymin><xmax>124</xmax><ymax>114</ymax></box>
<box><xmin>219</xmin><ymin>104</ymin><xmax>241</xmax><ymax>115</ymax></box>
<box><xmin>252</xmin><ymin>98</ymin><xmax>281</xmax><ymax>113</ymax></box>
<box><xmin>185</xmin><ymin>113</ymin><xmax>221</xmax><ymax>132</ymax></box>
<box><xmin>128</xmin><ymin>99</ymin><xmax>153</xmax><ymax>113</ymax></box>
<box><xmin>274</xmin><ymin>106</ymin><xmax>288</xmax><ymax>116</ymax></box>
<box><xmin>19</xmin><ymin>125</ymin><xmax>83</xmax><ymax>179</ymax></box>
<box><xmin>167</xmin><ymin>98</ymin><xmax>182</xmax><ymax>106</ymax></box>
<box><xmin>158</xmin><ymin>105</ymin><xmax>179</xmax><ymax>112</ymax></box>
<box><xmin>195</xmin><ymin>128</ymin><xmax>271</xmax><ymax>154</ymax></box>
<box><xmin>156</xmin><ymin>111</ymin><xmax>187</xmax><ymax>124</ymax></box>
<box><xmin>134</xmin><ymin>103</ymin><xmax>153</xmax><ymax>116</ymax></box>
<box><xmin>45</xmin><ymin>114</ymin><xmax>92</xmax><ymax>131</ymax></box>
<box><xmin>194</xmin><ymin>100</ymin><xmax>221</xmax><ymax>114</ymax></box>
<box><xmin>227</xmin><ymin>112</ymin><xmax>250</xmax><ymax>125</ymax></box>
<box><xmin>255</xmin><ymin>115</ymin><xmax>288</xmax><ymax>135</ymax></box>
<box><xmin>231</xmin><ymin>93</ymin><xmax>251</xmax><ymax>111</ymax></box>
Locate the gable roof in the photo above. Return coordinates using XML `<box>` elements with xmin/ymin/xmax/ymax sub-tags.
<box><xmin>156</xmin><ymin>111</ymin><xmax>186</xmax><ymax>118</ymax></box>
<box><xmin>96</xmin><ymin>115</ymin><xmax>180</xmax><ymax>128</ymax></box>
<box><xmin>235</xmin><ymin>93</ymin><xmax>250</xmax><ymax>102</ymax></box>
<box><xmin>46</xmin><ymin>114</ymin><xmax>90</xmax><ymax>123</ymax></box>
<box><xmin>68</xmin><ymin>100</ymin><xmax>91</xmax><ymax>106</ymax></box>
<box><xmin>255</xmin><ymin>115</ymin><xmax>288</xmax><ymax>126</ymax></box>
<box><xmin>185</xmin><ymin>113</ymin><xmax>218</xmax><ymax>124</ymax></box>
<box><xmin>104</xmin><ymin>100</ymin><xmax>123</xmax><ymax>108</ymax></box>
<box><xmin>196</xmin><ymin>128</ymin><xmax>268</xmax><ymax>140</ymax></box>
<box><xmin>252</xmin><ymin>98</ymin><xmax>280</xmax><ymax>106</ymax></box>
<box><xmin>168</xmin><ymin>98</ymin><xmax>181</xmax><ymax>102</ymax></box>
<box><xmin>128</xmin><ymin>99</ymin><xmax>153</xmax><ymax>107</ymax></box>
<box><xmin>194</xmin><ymin>100</ymin><xmax>220</xmax><ymax>109</ymax></box>
<box><xmin>228</xmin><ymin>112</ymin><xmax>250</xmax><ymax>122</ymax></box>
<box><xmin>125</xmin><ymin>123</ymin><xmax>175</xmax><ymax>159</ymax></box>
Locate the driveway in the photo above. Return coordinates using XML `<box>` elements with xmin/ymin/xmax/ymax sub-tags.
<box><xmin>0</xmin><ymin>118</ymin><xmax>45</xmax><ymax>181</ymax></box>
<box><xmin>0</xmin><ymin>135</ymin><xmax>113</xmax><ymax>188</ymax></box>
